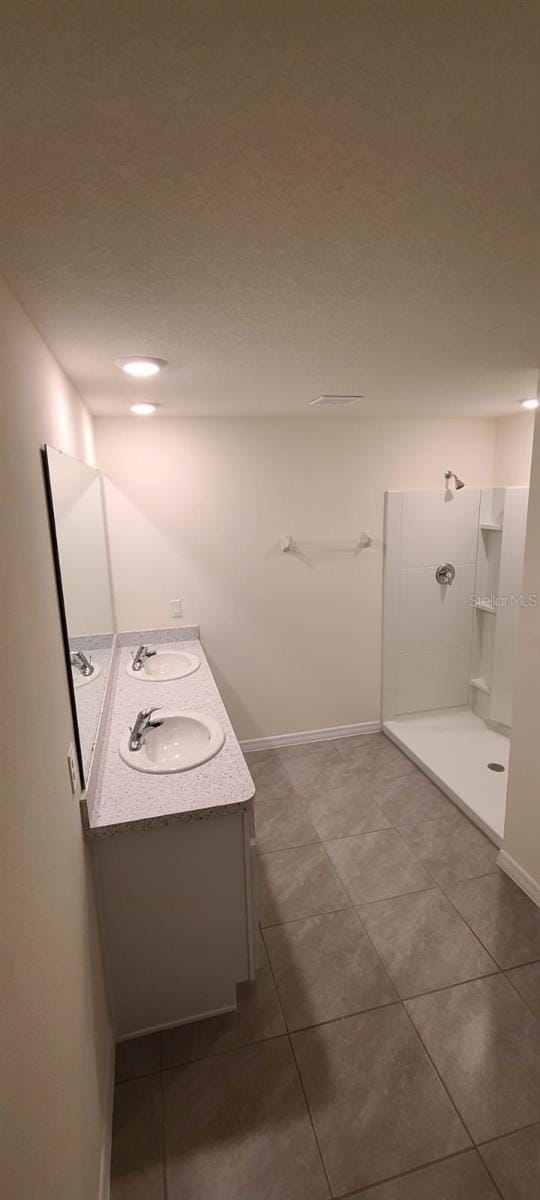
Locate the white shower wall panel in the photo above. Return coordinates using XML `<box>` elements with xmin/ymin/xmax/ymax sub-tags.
<box><xmin>401</xmin><ymin>488</ymin><xmax>481</xmax><ymax>568</ymax></box>
<box><xmin>396</xmin><ymin>645</ymin><xmax>473</xmax><ymax>712</ymax></box>
<box><xmin>383</xmin><ymin>489</ymin><xmax>480</xmax><ymax>718</ymax></box>
<box><xmin>398</xmin><ymin>563</ymin><xmax>476</xmax><ymax>653</ymax></box>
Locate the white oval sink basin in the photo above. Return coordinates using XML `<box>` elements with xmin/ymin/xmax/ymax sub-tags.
<box><xmin>119</xmin><ymin>710</ymin><xmax>225</xmax><ymax>773</ymax></box>
<box><xmin>73</xmin><ymin>663</ymin><xmax>101</xmax><ymax>690</ymax></box>
<box><xmin>126</xmin><ymin>650</ymin><xmax>200</xmax><ymax>682</ymax></box>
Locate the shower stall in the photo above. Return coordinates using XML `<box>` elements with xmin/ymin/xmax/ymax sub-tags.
<box><xmin>382</xmin><ymin>484</ymin><xmax>529</xmax><ymax>844</ymax></box>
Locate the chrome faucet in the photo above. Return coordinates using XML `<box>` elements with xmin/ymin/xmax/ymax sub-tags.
<box><xmin>129</xmin><ymin>706</ymin><xmax>164</xmax><ymax>752</ymax></box>
<box><xmin>131</xmin><ymin>644</ymin><xmax>157</xmax><ymax>672</ymax></box>
<box><xmin>71</xmin><ymin>650</ymin><xmax>94</xmax><ymax>677</ymax></box>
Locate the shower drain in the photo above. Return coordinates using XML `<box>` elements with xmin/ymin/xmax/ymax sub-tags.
<box><xmin>487</xmin><ymin>762</ymin><xmax>505</xmax><ymax>772</ymax></box>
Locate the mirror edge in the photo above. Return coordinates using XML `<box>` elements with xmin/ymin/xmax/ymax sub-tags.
<box><xmin>41</xmin><ymin>444</ymin><xmax>86</xmax><ymax>788</ymax></box>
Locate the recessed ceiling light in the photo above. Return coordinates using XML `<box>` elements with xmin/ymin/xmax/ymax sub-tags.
<box><xmin>521</xmin><ymin>398</ymin><xmax>539</xmax><ymax>410</ymax></box>
<box><xmin>116</xmin><ymin>357</ymin><xmax>167</xmax><ymax>377</ymax></box>
<box><xmin>309</xmin><ymin>394</ymin><xmax>364</xmax><ymax>407</ymax></box>
<box><xmin>130</xmin><ymin>402</ymin><xmax>159</xmax><ymax>415</ymax></box>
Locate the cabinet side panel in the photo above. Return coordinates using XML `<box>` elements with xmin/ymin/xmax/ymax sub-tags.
<box><xmin>93</xmin><ymin>813</ymin><xmax>249</xmax><ymax>1038</ymax></box>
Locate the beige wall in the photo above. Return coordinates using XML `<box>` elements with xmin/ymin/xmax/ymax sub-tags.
<box><xmin>493</xmin><ymin>412</ymin><xmax>535</xmax><ymax>486</ymax></box>
<box><xmin>503</xmin><ymin>413</ymin><xmax>540</xmax><ymax>886</ymax></box>
<box><xmin>1</xmin><ymin>278</ymin><xmax>112</xmax><ymax>1200</ymax></box>
<box><xmin>96</xmin><ymin>415</ymin><xmax>498</xmax><ymax>740</ymax></box>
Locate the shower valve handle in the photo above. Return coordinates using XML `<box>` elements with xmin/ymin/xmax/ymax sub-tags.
<box><xmin>436</xmin><ymin>563</ymin><xmax>456</xmax><ymax>585</ymax></box>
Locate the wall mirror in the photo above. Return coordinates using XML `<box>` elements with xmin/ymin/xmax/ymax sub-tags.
<box><xmin>43</xmin><ymin>445</ymin><xmax>115</xmax><ymax>787</ymax></box>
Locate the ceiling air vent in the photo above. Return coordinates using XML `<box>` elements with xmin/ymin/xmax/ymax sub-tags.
<box><xmin>309</xmin><ymin>394</ymin><xmax>364</xmax><ymax>407</ymax></box>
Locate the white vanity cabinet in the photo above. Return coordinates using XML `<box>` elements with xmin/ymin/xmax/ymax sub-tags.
<box><xmin>92</xmin><ymin>803</ymin><xmax>257</xmax><ymax>1040</ymax></box>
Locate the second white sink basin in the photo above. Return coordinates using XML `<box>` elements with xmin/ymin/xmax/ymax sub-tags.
<box><xmin>126</xmin><ymin>650</ymin><xmax>200</xmax><ymax>682</ymax></box>
<box><xmin>119</xmin><ymin>710</ymin><xmax>225</xmax><ymax>773</ymax></box>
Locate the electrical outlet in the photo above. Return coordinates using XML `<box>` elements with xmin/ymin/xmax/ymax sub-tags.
<box><xmin>170</xmin><ymin>598</ymin><xmax>183</xmax><ymax>619</ymax></box>
<box><xmin>67</xmin><ymin>743</ymin><xmax>78</xmax><ymax>795</ymax></box>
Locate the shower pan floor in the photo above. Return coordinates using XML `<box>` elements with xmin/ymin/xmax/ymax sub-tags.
<box><xmin>383</xmin><ymin>706</ymin><xmax>508</xmax><ymax>845</ymax></box>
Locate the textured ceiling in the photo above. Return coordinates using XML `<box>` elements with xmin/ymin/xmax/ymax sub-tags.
<box><xmin>1</xmin><ymin>1</ymin><xmax>540</xmax><ymax>417</ymax></box>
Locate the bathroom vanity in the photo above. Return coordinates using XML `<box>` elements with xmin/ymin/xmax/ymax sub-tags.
<box><xmin>85</xmin><ymin>630</ymin><xmax>257</xmax><ymax>1040</ymax></box>
<box><xmin>43</xmin><ymin>444</ymin><xmax>257</xmax><ymax>1041</ymax></box>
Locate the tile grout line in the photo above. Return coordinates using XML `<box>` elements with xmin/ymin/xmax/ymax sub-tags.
<box><xmin>260</xmin><ymin>900</ymin><xmax>352</xmax><ymax>931</ymax></box>
<box><xmin>256</xmin><ymin>758</ymin><xmax>511</xmax><ymax>1010</ymax></box>
<box><xmin>315</xmin><ymin>840</ymin><xmax>403</xmax><ymax>999</ymax></box>
<box><xmin>381</xmin><ymin>729</ymin><xmax>525</xmax><ymax>940</ymax></box>
<box><xmin>113</xmin><ymin>740</ymin><xmax>539</xmax><ymax>1197</ymax></box>
<box><xmin>436</xmin><ymin>883</ymin><xmax>509</xmax><ymax>969</ymax></box>
<box><xmin>287</xmin><ymin>824</ymin><xmax>486</xmax><ymax>1189</ymax></box>
<box><xmin>401</xmin><ymin>993</ymin><xmax>539</xmax><ymax>1194</ymax></box>
<box><xmin>302</xmin><ymin>832</ymin><xmax>523</xmax><ymax>1188</ymax></box>
<box><xmin>399</xmin><ymin>999</ymin><xmax>478</xmax><ymax>1146</ymax></box>
<box><xmin>475</xmin><ymin>1116</ymin><xmax>540</xmax><ymax>1149</ymax></box>
<box><xmin>251</xmin><ymin>735</ymin><xmax>509</xmax><ymax>1190</ymax></box>
<box><xmin>329</xmin><ymin>1148</ymin><xmax>504</xmax><ymax>1199</ymax></box>
<box><xmin>317</xmin><ymin>823</ymin><xmax>438</xmax><ymax>915</ymax></box>
<box><xmin>260</xmin><ymin>926</ymin><xmax>334</xmax><ymax>1200</ymax></box>
<box><xmin>434</xmin><ymin>872</ymin><xmax>538</xmax><ymax>976</ymax></box>
<box><xmin>474</xmin><ymin>1147</ymin><xmax>514</xmax><ymax>1200</ymax></box>
<box><xmin>354</xmin><ymin>870</ymin><xmax>502</xmax><ymax>985</ymax></box>
<box><xmin>282</xmin><ymin>748</ymin><xmax>508</xmax><ymax>1166</ymax></box>
<box><xmin>286</xmin><ymin>740</ymin><xmax>526</xmax><ymax>980</ymax></box>
<box><xmin>117</xmin><ymin>955</ymin><xmax>513</xmax><ymax>1088</ymax></box>
<box><xmin>503</xmin><ymin>966</ymin><xmax>540</xmax><ymax>1022</ymax></box>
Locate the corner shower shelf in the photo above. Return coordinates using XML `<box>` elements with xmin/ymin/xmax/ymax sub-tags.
<box><xmin>474</xmin><ymin>601</ymin><xmax>496</xmax><ymax>614</ymax></box>
<box><xmin>470</xmin><ymin>676</ymin><xmax>491</xmax><ymax>694</ymax></box>
<box><xmin>480</xmin><ymin>523</ymin><xmax>503</xmax><ymax>532</ymax></box>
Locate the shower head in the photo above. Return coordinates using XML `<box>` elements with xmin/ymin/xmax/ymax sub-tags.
<box><xmin>444</xmin><ymin>470</ymin><xmax>465</xmax><ymax>490</ymax></box>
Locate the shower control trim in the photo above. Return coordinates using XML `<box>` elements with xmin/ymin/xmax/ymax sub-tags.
<box><xmin>436</xmin><ymin>562</ymin><xmax>456</xmax><ymax>585</ymax></box>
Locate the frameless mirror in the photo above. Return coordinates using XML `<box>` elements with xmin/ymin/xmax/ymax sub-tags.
<box><xmin>43</xmin><ymin>446</ymin><xmax>115</xmax><ymax>786</ymax></box>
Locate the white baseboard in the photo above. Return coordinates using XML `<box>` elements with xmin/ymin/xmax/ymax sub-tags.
<box><xmin>116</xmin><ymin>1003</ymin><xmax>236</xmax><ymax>1042</ymax></box>
<box><xmin>240</xmin><ymin>721</ymin><xmax>381</xmax><ymax>753</ymax></box>
<box><xmin>497</xmin><ymin>850</ymin><xmax>540</xmax><ymax>909</ymax></box>
<box><xmin>98</xmin><ymin>1039</ymin><xmax>115</xmax><ymax>1200</ymax></box>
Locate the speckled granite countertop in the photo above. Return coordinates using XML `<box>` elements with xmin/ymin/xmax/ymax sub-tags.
<box><xmin>85</xmin><ymin>632</ymin><xmax>254</xmax><ymax>837</ymax></box>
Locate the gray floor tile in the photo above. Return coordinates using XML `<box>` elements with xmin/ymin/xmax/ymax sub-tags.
<box><xmin>404</xmin><ymin>812</ymin><xmax>500</xmax><ymax>887</ymax></box>
<box><xmin>277</xmin><ymin>739</ymin><xmax>343</xmax><ymax>764</ymax></box>
<box><xmin>506</xmin><ymin>960</ymin><xmax>540</xmax><ymax>1018</ymax></box>
<box><xmin>163</xmin><ymin>1036</ymin><xmax>329</xmax><ymax>1200</ymax></box>
<box><xmin>359</xmin><ymin>888</ymin><xmax>496</xmax><ymax>997</ymax></box>
<box><xmin>335</xmin><ymin>733</ymin><xmax>416</xmax><ymax>782</ymax></box>
<box><xmin>446</xmin><ymin>872</ymin><xmax>540</xmax><ymax>968</ymax></box>
<box><xmin>263</xmin><ymin>909</ymin><xmax>396</xmax><ymax>1030</ymax></box>
<box><xmin>302</xmin><ymin>781</ymin><xmax>391</xmax><ymax>840</ymax></box>
<box><xmin>352</xmin><ymin>1150</ymin><xmax>500</xmax><ymax>1199</ymax></box>
<box><xmin>363</xmin><ymin>738</ymin><xmax>421</xmax><ymax>783</ymax></box>
<box><xmin>325</xmin><ymin>828</ymin><xmax>432</xmax><ymax>904</ymax></box>
<box><xmin>246</xmin><ymin>752</ymin><xmax>292</xmax><ymax>800</ymax></box>
<box><xmin>243</xmin><ymin>747</ymin><xmax>276</xmax><ymax>763</ymax></box>
<box><xmin>110</xmin><ymin>1075</ymin><xmax>164</xmax><ymax>1200</ymax></box>
<box><xmin>334</xmin><ymin>731</ymin><xmax>388</xmax><ymax>758</ymax></box>
<box><xmin>161</xmin><ymin>942</ymin><xmax>285</xmax><ymax>1067</ymax></box>
<box><xmin>480</xmin><ymin>1123</ymin><xmax>540</xmax><ymax>1200</ymax></box>
<box><xmin>292</xmin><ymin>1006</ymin><xmax>469</xmax><ymax>1194</ymax></box>
<box><xmin>255</xmin><ymin>794</ymin><xmax>319</xmax><ymax>851</ymax></box>
<box><xmin>406</xmin><ymin>974</ymin><xmax>540</xmax><ymax>1142</ymax></box>
<box><xmin>115</xmin><ymin>1032</ymin><xmax>161</xmax><ymax>1083</ymax></box>
<box><xmin>371</xmin><ymin>772</ymin><xmax>459</xmax><ymax>833</ymax></box>
<box><xmin>279</xmin><ymin>745</ymin><xmax>355</xmax><ymax>798</ymax></box>
<box><xmin>257</xmin><ymin>842</ymin><xmax>349</xmax><ymax>926</ymax></box>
